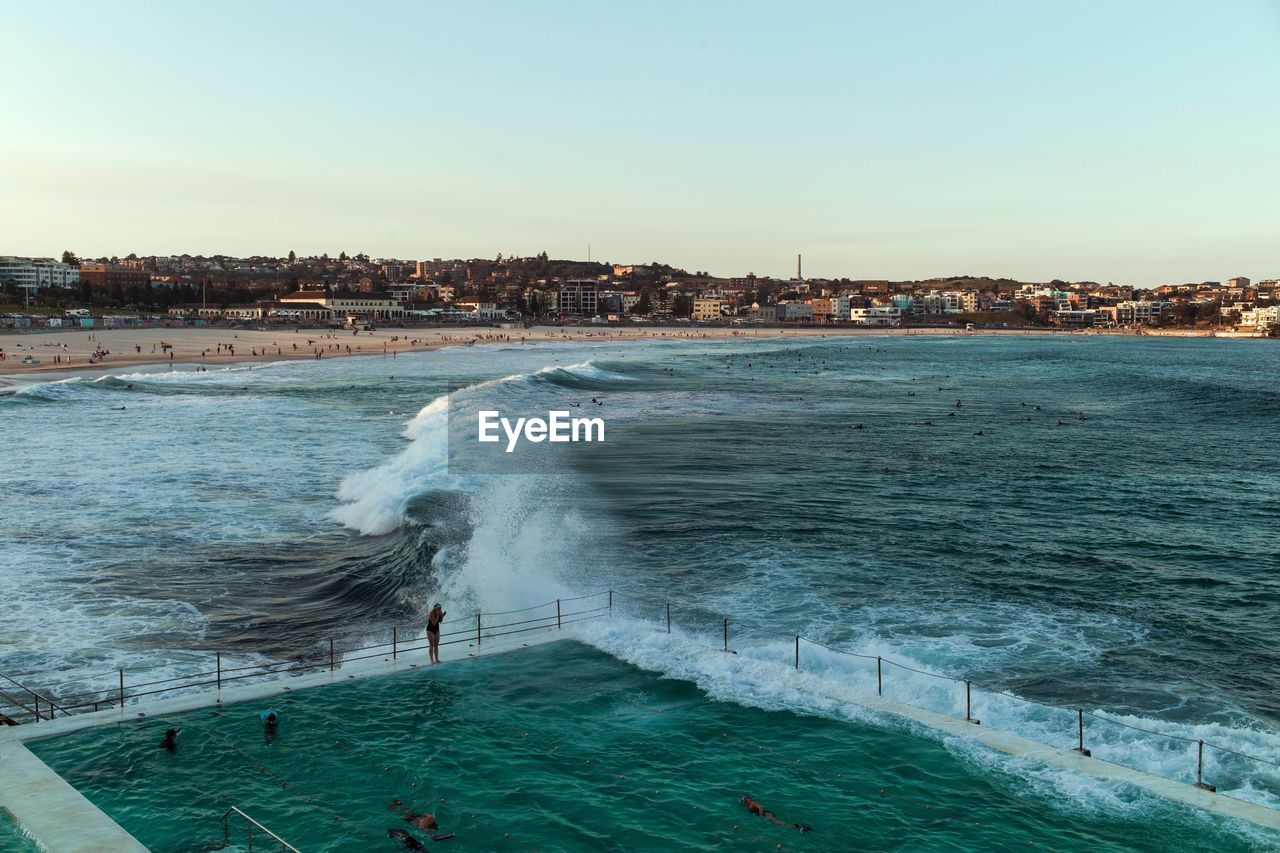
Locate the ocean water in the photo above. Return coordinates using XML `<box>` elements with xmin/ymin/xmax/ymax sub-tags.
<box><xmin>3</xmin><ymin>334</ymin><xmax>1279</xmax><ymax>847</ymax></box>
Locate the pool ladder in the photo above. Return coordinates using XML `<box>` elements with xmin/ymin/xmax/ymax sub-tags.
<box><xmin>220</xmin><ymin>806</ymin><xmax>300</xmax><ymax>852</ymax></box>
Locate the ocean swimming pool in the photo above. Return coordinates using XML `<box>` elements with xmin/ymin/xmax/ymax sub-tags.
<box><xmin>26</xmin><ymin>641</ymin><xmax>1275</xmax><ymax>852</ymax></box>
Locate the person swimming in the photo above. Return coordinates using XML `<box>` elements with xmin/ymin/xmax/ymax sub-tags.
<box><xmin>261</xmin><ymin>710</ymin><xmax>279</xmax><ymax>743</ymax></box>
<box><xmin>161</xmin><ymin>727</ymin><xmax>181</xmax><ymax>751</ymax></box>
<box><xmin>387</xmin><ymin>828</ymin><xmax>426</xmax><ymax>851</ymax></box>
<box><xmin>389</xmin><ymin>798</ymin><xmax>438</xmax><ymax>831</ymax></box>
<box><xmin>740</xmin><ymin>794</ymin><xmax>811</xmax><ymax>832</ymax></box>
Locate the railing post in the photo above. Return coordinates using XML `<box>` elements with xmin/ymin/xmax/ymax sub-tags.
<box><xmin>666</xmin><ymin>602</ymin><xmax>671</xmax><ymax>634</ymax></box>
<box><xmin>876</xmin><ymin>656</ymin><xmax>882</xmax><ymax>696</ymax></box>
<box><xmin>1194</xmin><ymin>739</ymin><xmax>1216</xmax><ymax>791</ymax></box>
<box><xmin>119</xmin><ymin>668</ymin><xmax>125</xmax><ymax>710</ymax></box>
<box><xmin>33</xmin><ymin>695</ymin><xmax>40</xmax><ymax>722</ymax></box>
<box><xmin>723</xmin><ymin>617</ymin><xmax>728</xmax><ymax>652</ymax></box>
<box><xmin>794</xmin><ymin>636</ymin><xmax>800</xmax><ymax>670</ymax></box>
<box><xmin>392</xmin><ymin>627</ymin><xmax>398</xmax><ymax>660</ymax></box>
<box><xmin>965</xmin><ymin>681</ymin><xmax>979</xmax><ymax>724</ymax></box>
<box><xmin>216</xmin><ymin>652</ymin><xmax>222</xmax><ymax>690</ymax></box>
<box><xmin>1073</xmin><ymin>708</ymin><xmax>1091</xmax><ymax>756</ymax></box>
<box><xmin>608</xmin><ymin>590</ymin><xmax>613</xmax><ymax>611</ymax></box>
<box><xmin>328</xmin><ymin>639</ymin><xmax>335</xmax><ymax>672</ymax></box>
<box><xmin>476</xmin><ymin>613</ymin><xmax>482</xmax><ymax>647</ymax></box>
<box><xmin>557</xmin><ymin>599</ymin><xmax>562</xmax><ymax>629</ymax></box>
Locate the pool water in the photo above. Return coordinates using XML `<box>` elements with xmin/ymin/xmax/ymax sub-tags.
<box><xmin>0</xmin><ymin>809</ymin><xmax>41</xmax><ymax>853</ymax></box>
<box><xmin>27</xmin><ymin>642</ymin><xmax>1274</xmax><ymax>852</ymax></box>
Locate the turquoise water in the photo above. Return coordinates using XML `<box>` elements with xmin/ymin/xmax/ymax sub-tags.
<box><xmin>26</xmin><ymin>642</ymin><xmax>1274</xmax><ymax>852</ymax></box>
<box><xmin>0</xmin><ymin>809</ymin><xmax>41</xmax><ymax>853</ymax></box>
<box><xmin>3</xmin><ymin>333</ymin><xmax>1280</xmax><ymax>847</ymax></box>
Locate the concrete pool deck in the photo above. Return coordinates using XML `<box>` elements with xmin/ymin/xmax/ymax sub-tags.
<box><xmin>2</xmin><ymin>624</ymin><xmax>1279</xmax><ymax>851</ymax></box>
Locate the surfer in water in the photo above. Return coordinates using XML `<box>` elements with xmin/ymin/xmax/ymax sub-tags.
<box><xmin>740</xmin><ymin>795</ymin><xmax>811</xmax><ymax>832</ymax></box>
<box><xmin>427</xmin><ymin>603</ymin><xmax>446</xmax><ymax>664</ymax></box>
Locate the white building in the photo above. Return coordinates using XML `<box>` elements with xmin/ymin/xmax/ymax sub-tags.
<box><xmin>831</xmin><ymin>295</ymin><xmax>852</xmax><ymax>320</ymax></box>
<box><xmin>0</xmin><ymin>257</ymin><xmax>80</xmax><ymax>290</ymax></box>
<box><xmin>782</xmin><ymin>302</ymin><xmax>813</xmax><ymax>321</ymax></box>
<box><xmin>555</xmin><ymin>281</ymin><xmax>599</xmax><ymax>316</ymax></box>
<box><xmin>279</xmin><ymin>290</ymin><xmax>405</xmax><ymax>320</ymax></box>
<box><xmin>850</xmin><ymin>306</ymin><xmax>902</xmax><ymax>326</ymax></box>
<box><xmin>1240</xmin><ymin>306</ymin><xmax>1279</xmax><ymax>329</ymax></box>
<box><xmin>1115</xmin><ymin>301</ymin><xmax>1172</xmax><ymax>324</ymax></box>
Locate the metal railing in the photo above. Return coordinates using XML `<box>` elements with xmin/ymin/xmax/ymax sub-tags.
<box><xmin>0</xmin><ymin>594</ymin><xmax>609</xmax><ymax>724</ymax></box>
<box><xmin>605</xmin><ymin>589</ymin><xmax>1280</xmax><ymax>802</ymax></box>
<box><xmin>0</xmin><ymin>671</ymin><xmax>65</xmax><ymax>721</ymax></box>
<box><xmin>3</xmin><ymin>589</ymin><xmax>1278</xmax><ymax>806</ymax></box>
<box><xmin>220</xmin><ymin>806</ymin><xmax>300</xmax><ymax>852</ymax></box>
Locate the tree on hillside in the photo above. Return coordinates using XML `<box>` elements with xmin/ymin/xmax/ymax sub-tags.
<box><xmin>288</xmin><ymin>250</ymin><xmax>296</xmax><ymax>263</ymax></box>
<box><xmin>631</xmin><ymin>289</ymin><xmax>651</xmax><ymax>315</ymax></box>
<box><xmin>61</xmin><ymin>250</ymin><xmax>79</xmax><ymax>266</ymax></box>
<box><xmin>672</xmin><ymin>293</ymin><xmax>691</xmax><ymax>317</ymax></box>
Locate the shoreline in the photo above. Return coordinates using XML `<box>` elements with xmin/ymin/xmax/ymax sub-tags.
<box><xmin>0</xmin><ymin>323</ymin><xmax>1262</xmax><ymax>381</ymax></box>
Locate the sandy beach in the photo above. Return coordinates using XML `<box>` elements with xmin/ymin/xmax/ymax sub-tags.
<box><xmin>0</xmin><ymin>322</ymin><xmax>1242</xmax><ymax>381</ymax></box>
<box><xmin>0</xmin><ymin>323</ymin><xmax>1047</xmax><ymax>379</ymax></box>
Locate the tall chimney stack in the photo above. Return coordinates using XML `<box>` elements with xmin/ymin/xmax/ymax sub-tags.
<box><xmin>797</xmin><ymin>254</ymin><xmax>802</xmax><ymax>280</ymax></box>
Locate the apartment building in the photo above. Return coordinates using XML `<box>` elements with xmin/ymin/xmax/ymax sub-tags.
<box><xmin>0</xmin><ymin>257</ymin><xmax>81</xmax><ymax>290</ymax></box>
<box><xmin>692</xmin><ymin>297</ymin><xmax>724</xmax><ymax>321</ymax></box>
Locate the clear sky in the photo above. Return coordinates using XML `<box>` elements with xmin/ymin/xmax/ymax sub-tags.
<box><xmin>2</xmin><ymin>1</ymin><xmax>1277</xmax><ymax>285</ymax></box>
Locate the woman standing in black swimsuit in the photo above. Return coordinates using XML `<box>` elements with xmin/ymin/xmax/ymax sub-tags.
<box><xmin>427</xmin><ymin>602</ymin><xmax>446</xmax><ymax>664</ymax></box>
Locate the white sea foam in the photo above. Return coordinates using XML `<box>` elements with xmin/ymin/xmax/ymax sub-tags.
<box><xmin>328</xmin><ymin>394</ymin><xmax>458</xmax><ymax>536</ymax></box>
<box><xmin>328</xmin><ymin>359</ymin><xmax>627</xmax><ymax>536</ymax></box>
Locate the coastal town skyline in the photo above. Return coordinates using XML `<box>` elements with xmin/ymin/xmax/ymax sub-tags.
<box><xmin>4</xmin><ymin>2</ymin><xmax>1278</xmax><ymax>286</ymax></box>
<box><xmin>2</xmin><ymin>247</ymin><xmax>1273</xmax><ymax>292</ymax></box>
<box><xmin>4</xmin><ymin>249</ymin><xmax>1276</xmax><ymax>334</ymax></box>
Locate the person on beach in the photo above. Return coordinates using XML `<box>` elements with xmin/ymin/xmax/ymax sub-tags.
<box><xmin>740</xmin><ymin>795</ymin><xmax>811</xmax><ymax>832</ymax></box>
<box><xmin>427</xmin><ymin>603</ymin><xmax>446</xmax><ymax>664</ymax></box>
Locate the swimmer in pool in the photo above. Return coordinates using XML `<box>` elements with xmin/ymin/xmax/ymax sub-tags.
<box><xmin>161</xmin><ymin>727</ymin><xmax>181</xmax><ymax>751</ymax></box>
<box><xmin>262</xmin><ymin>710</ymin><xmax>278</xmax><ymax>744</ymax></box>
